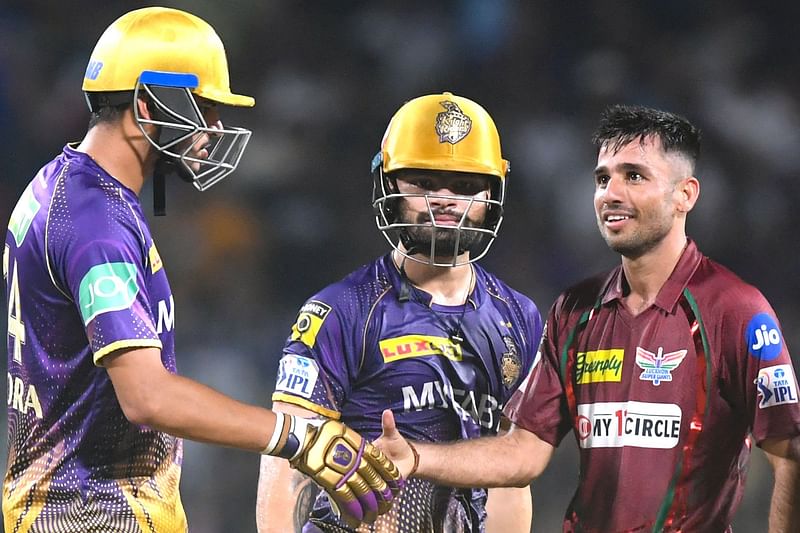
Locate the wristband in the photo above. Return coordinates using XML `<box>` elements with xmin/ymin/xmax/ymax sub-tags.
<box><xmin>407</xmin><ymin>441</ymin><xmax>420</xmax><ymax>478</ymax></box>
<box><xmin>261</xmin><ymin>412</ymin><xmax>287</xmax><ymax>455</ymax></box>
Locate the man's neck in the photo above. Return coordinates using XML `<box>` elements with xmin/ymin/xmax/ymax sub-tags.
<box><xmin>620</xmin><ymin>233</ymin><xmax>688</xmax><ymax>316</ymax></box>
<box><xmin>393</xmin><ymin>251</ymin><xmax>474</xmax><ymax>305</ymax></box>
<box><xmin>75</xmin><ymin>120</ymin><xmax>155</xmax><ymax>195</ymax></box>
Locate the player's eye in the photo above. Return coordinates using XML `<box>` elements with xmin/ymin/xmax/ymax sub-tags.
<box><xmin>451</xmin><ymin>180</ymin><xmax>488</xmax><ymax>196</ymax></box>
<box><xmin>413</xmin><ymin>179</ymin><xmax>435</xmax><ymax>191</ymax></box>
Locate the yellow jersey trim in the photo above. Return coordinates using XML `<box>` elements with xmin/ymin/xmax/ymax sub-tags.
<box><xmin>94</xmin><ymin>339</ymin><xmax>163</xmax><ymax>365</ymax></box>
<box><xmin>271</xmin><ymin>393</ymin><xmax>341</xmax><ymax>420</ymax></box>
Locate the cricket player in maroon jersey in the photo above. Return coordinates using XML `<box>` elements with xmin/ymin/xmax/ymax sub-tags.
<box><xmin>4</xmin><ymin>7</ymin><xmax>399</xmax><ymax>531</ymax></box>
<box><xmin>257</xmin><ymin>93</ymin><xmax>543</xmax><ymax>532</ymax></box>
<box><xmin>375</xmin><ymin>104</ymin><xmax>800</xmax><ymax>532</ymax></box>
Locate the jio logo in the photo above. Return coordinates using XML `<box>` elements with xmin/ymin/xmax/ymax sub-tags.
<box><xmin>747</xmin><ymin>313</ymin><xmax>782</xmax><ymax>361</ymax></box>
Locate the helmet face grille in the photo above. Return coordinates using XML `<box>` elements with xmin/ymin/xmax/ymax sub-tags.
<box><xmin>371</xmin><ymin>162</ymin><xmax>505</xmax><ymax>267</ymax></box>
<box><xmin>134</xmin><ymin>79</ymin><xmax>251</xmax><ymax>191</ymax></box>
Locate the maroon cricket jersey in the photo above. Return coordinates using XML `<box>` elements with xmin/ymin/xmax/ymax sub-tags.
<box><xmin>505</xmin><ymin>240</ymin><xmax>800</xmax><ymax>532</ymax></box>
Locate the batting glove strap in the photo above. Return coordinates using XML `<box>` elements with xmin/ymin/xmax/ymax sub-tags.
<box><xmin>261</xmin><ymin>412</ymin><xmax>323</xmax><ymax>460</ymax></box>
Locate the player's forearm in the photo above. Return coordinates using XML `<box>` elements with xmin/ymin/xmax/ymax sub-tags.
<box><xmin>415</xmin><ymin>428</ymin><xmax>552</xmax><ymax>488</ymax></box>
<box><xmin>257</xmin><ymin>455</ymin><xmax>319</xmax><ymax>533</ymax></box>
<box><xmin>105</xmin><ymin>347</ymin><xmax>276</xmax><ymax>451</ymax></box>
<box><xmin>486</xmin><ymin>486</ymin><xmax>532</xmax><ymax>533</ymax></box>
<box><xmin>124</xmin><ymin>370</ymin><xmax>275</xmax><ymax>451</ymax></box>
<box><xmin>768</xmin><ymin>453</ymin><xmax>800</xmax><ymax>532</ymax></box>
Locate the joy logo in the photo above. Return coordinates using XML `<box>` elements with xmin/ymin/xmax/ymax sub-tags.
<box><xmin>747</xmin><ymin>313</ymin><xmax>782</xmax><ymax>361</ymax></box>
<box><xmin>78</xmin><ymin>262</ymin><xmax>139</xmax><ymax>325</ymax></box>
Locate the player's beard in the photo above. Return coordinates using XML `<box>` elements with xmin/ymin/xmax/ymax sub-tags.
<box><xmin>398</xmin><ymin>201</ymin><xmax>486</xmax><ymax>260</ymax></box>
<box><xmin>597</xmin><ymin>202</ymin><xmax>674</xmax><ymax>260</ymax></box>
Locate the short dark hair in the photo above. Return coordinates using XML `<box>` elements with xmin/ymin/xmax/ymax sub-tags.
<box><xmin>592</xmin><ymin>104</ymin><xmax>701</xmax><ymax>168</ymax></box>
<box><xmin>87</xmin><ymin>103</ymin><xmax>130</xmax><ymax>129</ymax></box>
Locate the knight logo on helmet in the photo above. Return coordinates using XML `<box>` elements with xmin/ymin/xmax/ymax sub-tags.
<box><xmin>435</xmin><ymin>101</ymin><xmax>472</xmax><ymax>144</ymax></box>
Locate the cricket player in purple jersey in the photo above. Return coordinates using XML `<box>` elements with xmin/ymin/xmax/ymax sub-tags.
<box><xmin>257</xmin><ymin>93</ymin><xmax>544</xmax><ymax>533</ymax></box>
<box><xmin>3</xmin><ymin>7</ymin><xmax>399</xmax><ymax>532</ymax></box>
<box><xmin>376</xmin><ymin>105</ymin><xmax>800</xmax><ymax>532</ymax></box>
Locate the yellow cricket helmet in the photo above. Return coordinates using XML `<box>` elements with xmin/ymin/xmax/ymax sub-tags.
<box><xmin>377</xmin><ymin>92</ymin><xmax>508</xmax><ymax>178</ymax></box>
<box><xmin>82</xmin><ymin>7</ymin><xmax>255</xmax><ymax>198</ymax></box>
<box><xmin>82</xmin><ymin>6</ymin><xmax>253</xmax><ymax>107</ymax></box>
<box><xmin>371</xmin><ymin>92</ymin><xmax>509</xmax><ymax>267</ymax></box>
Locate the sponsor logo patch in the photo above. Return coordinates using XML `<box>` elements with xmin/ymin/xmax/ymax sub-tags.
<box><xmin>747</xmin><ymin>313</ymin><xmax>783</xmax><ymax>361</ymax></box>
<box><xmin>78</xmin><ymin>262</ymin><xmax>139</xmax><ymax>325</ymax></box>
<box><xmin>149</xmin><ymin>243</ymin><xmax>163</xmax><ymax>274</ymax></box>
<box><xmin>85</xmin><ymin>60</ymin><xmax>103</xmax><ymax>80</ymax></box>
<box><xmin>8</xmin><ymin>185</ymin><xmax>41</xmax><ymax>247</ymax></box>
<box><xmin>380</xmin><ymin>335</ymin><xmax>462</xmax><ymax>363</ymax></box>
<box><xmin>576</xmin><ymin>349</ymin><xmax>624</xmax><ymax>384</ymax></box>
<box><xmin>275</xmin><ymin>354</ymin><xmax>319</xmax><ymax>399</ymax></box>
<box><xmin>501</xmin><ymin>335</ymin><xmax>522</xmax><ymax>387</ymax></box>
<box><xmin>636</xmin><ymin>346</ymin><xmax>688</xmax><ymax>386</ymax></box>
<box><xmin>435</xmin><ymin>101</ymin><xmax>472</xmax><ymax>144</ymax></box>
<box><xmin>576</xmin><ymin>401</ymin><xmax>682</xmax><ymax>449</ymax></box>
<box><xmin>755</xmin><ymin>364</ymin><xmax>798</xmax><ymax>408</ymax></box>
<box><xmin>290</xmin><ymin>300</ymin><xmax>332</xmax><ymax>348</ymax></box>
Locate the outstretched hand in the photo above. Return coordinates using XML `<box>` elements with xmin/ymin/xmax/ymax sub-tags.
<box><xmin>265</xmin><ymin>414</ymin><xmax>402</xmax><ymax>527</ymax></box>
<box><xmin>372</xmin><ymin>409</ymin><xmax>419</xmax><ymax>479</ymax></box>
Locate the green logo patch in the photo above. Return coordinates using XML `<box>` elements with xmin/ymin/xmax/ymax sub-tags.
<box><xmin>78</xmin><ymin>262</ymin><xmax>139</xmax><ymax>324</ymax></box>
<box><xmin>9</xmin><ymin>185</ymin><xmax>41</xmax><ymax>247</ymax></box>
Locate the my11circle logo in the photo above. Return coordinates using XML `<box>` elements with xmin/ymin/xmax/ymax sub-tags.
<box><xmin>747</xmin><ymin>313</ymin><xmax>782</xmax><ymax>361</ymax></box>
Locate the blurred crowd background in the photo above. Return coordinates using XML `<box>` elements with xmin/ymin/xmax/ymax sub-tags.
<box><xmin>2</xmin><ymin>1</ymin><xmax>799</xmax><ymax>531</ymax></box>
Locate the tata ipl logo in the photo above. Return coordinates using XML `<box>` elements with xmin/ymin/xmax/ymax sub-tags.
<box><xmin>755</xmin><ymin>364</ymin><xmax>798</xmax><ymax>408</ymax></box>
<box><xmin>747</xmin><ymin>313</ymin><xmax>782</xmax><ymax>361</ymax></box>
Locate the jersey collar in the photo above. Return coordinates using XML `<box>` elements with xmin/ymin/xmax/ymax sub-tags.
<box><xmin>601</xmin><ymin>238</ymin><xmax>703</xmax><ymax>313</ymax></box>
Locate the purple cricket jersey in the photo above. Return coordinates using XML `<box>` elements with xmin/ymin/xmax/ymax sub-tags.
<box><xmin>273</xmin><ymin>254</ymin><xmax>543</xmax><ymax>532</ymax></box>
<box><xmin>3</xmin><ymin>146</ymin><xmax>185</xmax><ymax>532</ymax></box>
<box><xmin>505</xmin><ymin>239</ymin><xmax>800</xmax><ymax>532</ymax></box>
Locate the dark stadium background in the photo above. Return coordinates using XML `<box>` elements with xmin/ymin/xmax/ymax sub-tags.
<box><xmin>2</xmin><ymin>1</ymin><xmax>798</xmax><ymax>531</ymax></box>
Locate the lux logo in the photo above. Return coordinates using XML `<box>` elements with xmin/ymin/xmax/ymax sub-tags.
<box><xmin>752</xmin><ymin>324</ymin><xmax>781</xmax><ymax>351</ymax></box>
<box><xmin>636</xmin><ymin>346</ymin><xmax>688</xmax><ymax>386</ymax></box>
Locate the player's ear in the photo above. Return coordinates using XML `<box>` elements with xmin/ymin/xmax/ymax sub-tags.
<box><xmin>135</xmin><ymin>96</ymin><xmax>152</xmax><ymax>120</ymax></box>
<box><xmin>675</xmin><ymin>176</ymin><xmax>699</xmax><ymax>214</ymax></box>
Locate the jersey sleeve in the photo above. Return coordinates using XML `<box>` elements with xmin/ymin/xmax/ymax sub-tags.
<box><xmin>509</xmin><ymin>295</ymin><xmax>545</xmax><ymax>403</ymax></box>
<box><xmin>271</xmin><ymin>294</ymin><xmax>361</xmax><ymax>420</ymax></box>
<box><xmin>503</xmin><ymin>298</ymin><xmax>573</xmax><ymax>447</ymax></box>
<box><xmin>58</xmin><ymin>207</ymin><xmax>161</xmax><ymax>364</ymax></box>
<box><xmin>720</xmin><ymin>289</ymin><xmax>800</xmax><ymax>445</ymax></box>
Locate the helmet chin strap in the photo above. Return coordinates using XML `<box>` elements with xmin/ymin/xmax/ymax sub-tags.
<box><xmin>153</xmin><ymin>167</ymin><xmax>166</xmax><ymax>216</ymax></box>
<box><xmin>152</xmin><ymin>136</ymin><xmax>195</xmax><ymax>216</ymax></box>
